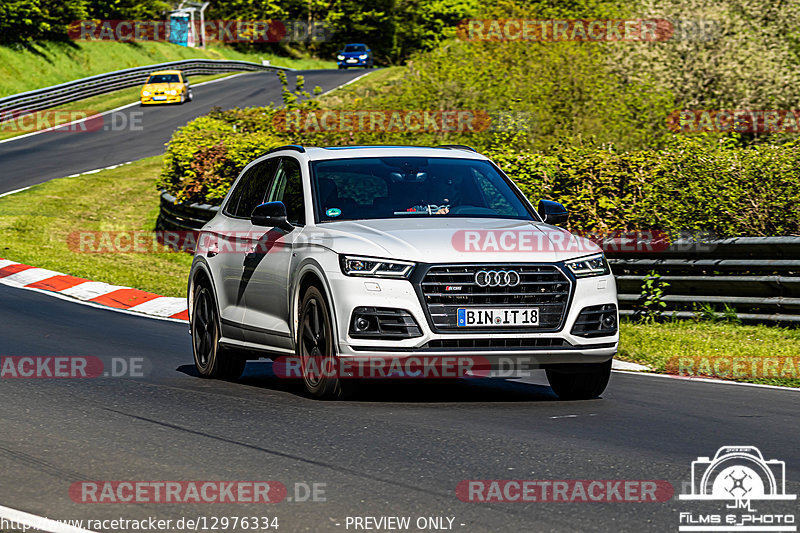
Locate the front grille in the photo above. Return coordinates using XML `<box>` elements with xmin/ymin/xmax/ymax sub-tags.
<box><xmin>417</xmin><ymin>264</ymin><xmax>572</xmax><ymax>332</ymax></box>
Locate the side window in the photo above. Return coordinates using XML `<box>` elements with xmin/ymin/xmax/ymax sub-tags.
<box><xmin>224</xmin><ymin>159</ymin><xmax>280</xmax><ymax>218</ymax></box>
<box><xmin>267</xmin><ymin>158</ymin><xmax>306</xmax><ymax>225</ymax></box>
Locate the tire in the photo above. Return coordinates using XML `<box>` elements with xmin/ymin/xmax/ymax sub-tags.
<box><xmin>297</xmin><ymin>286</ymin><xmax>350</xmax><ymax>399</ymax></box>
<box><xmin>187</xmin><ymin>90</ymin><xmax>193</xmax><ymax>102</ymax></box>
<box><xmin>546</xmin><ymin>360</ymin><xmax>612</xmax><ymax>400</ymax></box>
<box><xmin>192</xmin><ymin>284</ymin><xmax>246</xmax><ymax>380</ymax></box>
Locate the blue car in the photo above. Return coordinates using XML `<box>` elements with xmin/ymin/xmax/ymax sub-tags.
<box><xmin>337</xmin><ymin>43</ymin><xmax>374</xmax><ymax>69</ymax></box>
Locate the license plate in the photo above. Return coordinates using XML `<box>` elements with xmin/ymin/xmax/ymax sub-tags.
<box><xmin>346</xmin><ymin>58</ymin><xmax>358</xmax><ymax>63</ymax></box>
<box><xmin>153</xmin><ymin>96</ymin><xmax>167</xmax><ymax>101</ymax></box>
<box><xmin>457</xmin><ymin>308</ymin><xmax>539</xmax><ymax>327</ymax></box>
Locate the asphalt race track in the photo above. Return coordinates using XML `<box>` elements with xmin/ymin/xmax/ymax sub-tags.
<box><xmin>0</xmin><ymin>69</ymin><xmax>365</xmax><ymax>193</ymax></box>
<box><xmin>0</xmin><ymin>69</ymin><xmax>798</xmax><ymax>532</ymax></box>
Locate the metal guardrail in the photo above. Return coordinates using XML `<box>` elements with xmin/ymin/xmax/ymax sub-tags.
<box><xmin>157</xmin><ymin>191</ymin><xmax>218</xmax><ymax>232</ymax></box>
<box><xmin>0</xmin><ymin>59</ymin><xmax>291</xmax><ymax>119</ymax></box>
<box><xmin>608</xmin><ymin>237</ymin><xmax>800</xmax><ymax>324</ymax></box>
<box><xmin>157</xmin><ymin>193</ymin><xmax>800</xmax><ymax>324</ymax></box>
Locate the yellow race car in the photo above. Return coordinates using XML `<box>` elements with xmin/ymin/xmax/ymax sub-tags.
<box><xmin>140</xmin><ymin>70</ymin><xmax>193</xmax><ymax>105</ymax></box>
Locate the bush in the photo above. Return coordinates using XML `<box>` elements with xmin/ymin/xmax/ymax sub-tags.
<box><xmin>157</xmin><ymin>114</ymin><xmax>285</xmax><ymax>205</ymax></box>
<box><xmin>487</xmin><ymin>136</ymin><xmax>800</xmax><ymax>237</ymax></box>
<box><xmin>160</xmin><ymin>102</ymin><xmax>800</xmax><ymax>236</ymax></box>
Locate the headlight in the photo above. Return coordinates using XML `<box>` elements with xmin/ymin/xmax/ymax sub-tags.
<box><xmin>359</xmin><ymin>54</ymin><xmax>368</xmax><ymax>59</ymax></box>
<box><xmin>337</xmin><ymin>54</ymin><xmax>345</xmax><ymax>60</ymax></box>
<box><xmin>141</xmin><ymin>90</ymin><xmax>151</xmax><ymax>96</ymax></box>
<box><xmin>167</xmin><ymin>90</ymin><xmax>177</xmax><ymax>95</ymax></box>
<box><xmin>340</xmin><ymin>256</ymin><xmax>415</xmax><ymax>278</ymax></box>
<box><xmin>565</xmin><ymin>253</ymin><xmax>610</xmax><ymax>278</ymax></box>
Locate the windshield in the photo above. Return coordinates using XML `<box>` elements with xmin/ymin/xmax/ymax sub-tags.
<box><xmin>311</xmin><ymin>156</ymin><xmax>535</xmax><ymax>222</ymax></box>
<box><xmin>147</xmin><ymin>74</ymin><xmax>180</xmax><ymax>84</ymax></box>
<box><xmin>343</xmin><ymin>44</ymin><xmax>367</xmax><ymax>52</ymax></box>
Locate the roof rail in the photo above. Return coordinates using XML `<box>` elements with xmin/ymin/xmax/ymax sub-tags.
<box><xmin>261</xmin><ymin>145</ymin><xmax>305</xmax><ymax>156</ymax></box>
<box><xmin>437</xmin><ymin>144</ymin><xmax>478</xmax><ymax>153</ymax></box>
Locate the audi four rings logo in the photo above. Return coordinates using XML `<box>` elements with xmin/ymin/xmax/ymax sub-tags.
<box><xmin>475</xmin><ymin>270</ymin><xmax>521</xmax><ymax>287</ymax></box>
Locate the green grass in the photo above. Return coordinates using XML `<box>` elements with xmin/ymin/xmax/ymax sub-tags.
<box><xmin>0</xmin><ymin>40</ymin><xmax>334</xmax><ymax>97</ymax></box>
<box><xmin>316</xmin><ymin>66</ymin><xmax>404</xmax><ymax>107</ymax></box>
<box><xmin>0</xmin><ymin>156</ymin><xmax>192</xmax><ymax>297</ymax></box>
<box><xmin>0</xmin><ymin>72</ymin><xmax>238</xmax><ymax>141</ymax></box>
<box><xmin>618</xmin><ymin>320</ymin><xmax>800</xmax><ymax>388</ymax></box>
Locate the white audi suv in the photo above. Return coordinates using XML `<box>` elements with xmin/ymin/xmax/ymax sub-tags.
<box><xmin>188</xmin><ymin>145</ymin><xmax>618</xmax><ymax>399</ymax></box>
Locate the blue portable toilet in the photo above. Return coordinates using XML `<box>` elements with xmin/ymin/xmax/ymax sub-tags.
<box><xmin>169</xmin><ymin>12</ymin><xmax>190</xmax><ymax>46</ymax></box>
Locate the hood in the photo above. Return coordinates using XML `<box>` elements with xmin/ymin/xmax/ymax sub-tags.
<box><xmin>307</xmin><ymin>217</ymin><xmax>601</xmax><ymax>264</ymax></box>
<box><xmin>143</xmin><ymin>82</ymin><xmax>179</xmax><ymax>92</ymax></box>
<box><xmin>340</xmin><ymin>51</ymin><xmax>367</xmax><ymax>57</ymax></box>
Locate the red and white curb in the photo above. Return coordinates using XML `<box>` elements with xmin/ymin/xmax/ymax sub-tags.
<box><xmin>0</xmin><ymin>258</ymin><xmax>188</xmax><ymax>322</ymax></box>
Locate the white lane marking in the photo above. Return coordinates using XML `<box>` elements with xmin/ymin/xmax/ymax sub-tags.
<box><xmin>612</xmin><ymin>369</ymin><xmax>800</xmax><ymax>391</ymax></box>
<box><xmin>0</xmin><ymin>185</ymin><xmax>31</xmax><ymax>198</ymax></box>
<box><xmin>0</xmin><ymin>259</ymin><xmax>20</xmax><ymax>269</ymax></box>
<box><xmin>0</xmin><ymin>281</ymin><xmax>187</xmax><ymax>323</ymax></box>
<box><xmin>0</xmin><ymin>503</ymin><xmax>97</xmax><ymax>533</ymax></box>
<box><xmin>191</xmin><ymin>71</ymin><xmax>251</xmax><ymax>86</ymax></box>
<box><xmin>60</xmin><ymin>281</ymin><xmax>127</xmax><ymax>301</ymax></box>
<box><xmin>612</xmin><ymin>359</ymin><xmax>651</xmax><ymax>371</ymax></box>
<box><xmin>0</xmin><ymin>267</ymin><xmax>61</xmax><ymax>287</ymax></box>
<box><xmin>127</xmin><ymin>296</ymin><xmax>187</xmax><ymax>317</ymax></box>
<box><xmin>317</xmin><ymin>70</ymin><xmax>376</xmax><ymax>97</ymax></box>
<box><xmin>66</xmin><ymin>161</ymin><xmax>132</xmax><ymax>178</ymax></box>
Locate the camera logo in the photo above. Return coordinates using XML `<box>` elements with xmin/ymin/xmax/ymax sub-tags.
<box><xmin>680</xmin><ymin>446</ymin><xmax>795</xmax><ymax>502</ymax></box>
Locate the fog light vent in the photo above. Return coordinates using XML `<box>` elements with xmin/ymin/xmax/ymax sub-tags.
<box><xmin>571</xmin><ymin>304</ymin><xmax>618</xmax><ymax>338</ymax></box>
<box><xmin>349</xmin><ymin>307</ymin><xmax>422</xmax><ymax>339</ymax></box>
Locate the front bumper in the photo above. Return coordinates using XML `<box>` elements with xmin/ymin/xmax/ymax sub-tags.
<box><xmin>140</xmin><ymin>95</ymin><xmax>182</xmax><ymax>104</ymax></box>
<box><xmin>326</xmin><ymin>269</ymin><xmax>618</xmax><ymax>370</ymax></box>
<box><xmin>338</xmin><ymin>58</ymin><xmax>368</xmax><ymax>67</ymax></box>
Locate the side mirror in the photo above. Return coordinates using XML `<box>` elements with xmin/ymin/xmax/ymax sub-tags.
<box><xmin>251</xmin><ymin>201</ymin><xmax>294</xmax><ymax>232</ymax></box>
<box><xmin>537</xmin><ymin>199</ymin><xmax>569</xmax><ymax>226</ymax></box>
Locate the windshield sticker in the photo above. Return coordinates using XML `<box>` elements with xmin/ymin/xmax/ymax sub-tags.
<box><xmin>326</xmin><ymin>207</ymin><xmax>342</xmax><ymax>218</ymax></box>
